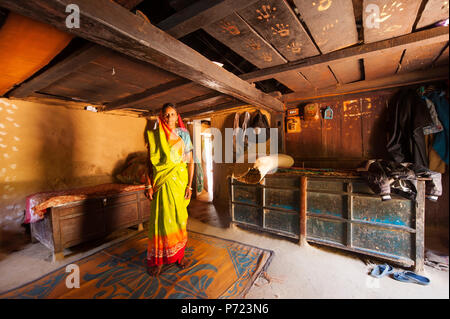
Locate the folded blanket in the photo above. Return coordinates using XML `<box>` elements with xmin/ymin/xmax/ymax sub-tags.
<box><xmin>25</xmin><ymin>183</ymin><xmax>145</xmax><ymax>224</ymax></box>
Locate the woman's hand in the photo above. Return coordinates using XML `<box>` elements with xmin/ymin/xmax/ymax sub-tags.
<box><xmin>185</xmin><ymin>186</ymin><xmax>192</xmax><ymax>199</ymax></box>
<box><xmin>145</xmin><ymin>187</ymin><xmax>154</xmax><ymax>200</ymax></box>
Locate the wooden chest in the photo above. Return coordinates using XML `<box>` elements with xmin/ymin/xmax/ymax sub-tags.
<box><xmin>229</xmin><ymin>174</ymin><xmax>425</xmax><ymax>271</ymax></box>
<box><xmin>30</xmin><ymin>190</ymin><xmax>150</xmax><ymax>261</ymax></box>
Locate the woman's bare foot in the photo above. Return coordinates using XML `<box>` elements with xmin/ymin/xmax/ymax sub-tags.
<box><xmin>176</xmin><ymin>257</ymin><xmax>190</xmax><ymax>269</ymax></box>
<box><xmin>147</xmin><ymin>265</ymin><xmax>163</xmax><ymax>276</ymax></box>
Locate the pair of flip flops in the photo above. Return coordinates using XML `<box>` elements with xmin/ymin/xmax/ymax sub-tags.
<box><xmin>370</xmin><ymin>264</ymin><xmax>430</xmax><ymax>285</ymax></box>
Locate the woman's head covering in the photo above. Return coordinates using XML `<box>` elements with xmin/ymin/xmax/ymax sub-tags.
<box><xmin>159</xmin><ymin>103</ymin><xmax>187</xmax><ymax>141</ymax></box>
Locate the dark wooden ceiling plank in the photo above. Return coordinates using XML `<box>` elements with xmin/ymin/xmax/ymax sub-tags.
<box><xmin>284</xmin><ymin>67</ymin><xmax>449</xmax><ymax>102</ymax></box>
<box><xmin>157</xmin><ymin>0</ymin><xmax>260</xmax><ymax>38</ymax></box>
<box><xmin>203</xmin><ymin>12</ymin><xmax>287</xmax><ymax>68</ymax></box>
<box><xmin>362</xmin><ymin>0</ymin><xmax>422</xmax><ymax>80</ymax></box>
<box><xmin>293</xmin><ymin>0</ymin><xmax>358</xmax><ymax>53</ymax></box>
<box><xmin>398</xmin><ymin>40</ymin><xmax>448</xmax><ymax>73</ymax></box>
<box><xmin>179</xmin><ymin>100</ymin><xmax>248</xmax><ymax>117</ymax></box>
<box><xmin>416</xmin><ymin>0</ymin><xmax>449</xmax><ymax>29</ymax></box>
<box><xmin>237</xmin><ymin>0</ymin><xmax>319</xmax><ymax>61</ymax></box>
<box><xmin>363</xmin><ymin>0</ymin><xmax>423</xmax><ymax>43</ymax></box>
<box><xmin>239</xmin><ymin>26</ymin><xmax>449</xmax><ymax>82</ymax></box>
<box><xmin>91</xmin><ymin>52</ymin><xmax>179</xmax><ymax>89</ymax></box>
<box><xmin>129</xmin><ymin>86</ymin><xmax>222</xmax><ymax>112</ymax></box>
<box><xmin>176</xmin><ymin>92</ymin><xmax>224</xmax><ymax>108</ymax></box>
<box><xmin>176</xmin><ymin>95</ymin><xmax>235</xmax><ymax>113</ymax></box>
<box><xmin>0</xmin><ymin>0</ymin><xmax>284</xmax><ymax>112</ymax></box>
<box><xmin>41</xmin><ymin>67</ymin><xmax>149</xmax><ymax>103</ymax></box>
<box><xmin>202</xmin><ymin>11</ymin><xmax>311</xmax><ymax>92</ymax></box>
<box><xmin>8</xmin><ymin>43</ymin><xmax>108</xmax><ymax>98</ymax></box>
<box><xmin>104</xmin><ymin>79</ymin><xmax>192</xmax><ymax>110</ymax></box>
<box><xmin>73</xmin><ymin>62</ymin><xmax>148</xmax><ymax>91</ymax></box>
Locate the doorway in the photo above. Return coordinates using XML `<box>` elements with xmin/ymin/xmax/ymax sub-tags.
<box><xmin>197</xmin><ymin>120</ymin><xmax>213</xmax><ymax>202</ymax></box>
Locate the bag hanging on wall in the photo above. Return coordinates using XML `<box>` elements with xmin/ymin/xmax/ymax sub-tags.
<box><xmin>248</xmin><ymin>110</ymin><xmax>271</xmax><ymax>143</ymax></box>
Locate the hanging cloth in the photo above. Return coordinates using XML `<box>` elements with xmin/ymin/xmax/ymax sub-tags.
<box><xmin>428</xmin><ymin>91</ymin><xmax>449</xmax><ymax>165</ymax></box>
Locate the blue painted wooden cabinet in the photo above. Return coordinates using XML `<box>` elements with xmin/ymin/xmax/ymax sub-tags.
<box><xmin>229</xmin><ymin>173</ymin><xmax>425</xmax><ymax>271</ymax></box>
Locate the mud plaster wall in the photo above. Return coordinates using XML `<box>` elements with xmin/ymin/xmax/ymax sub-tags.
<box><xmin>0</xmin><ymin>98</ymin><xmax>147</xmax><ymax>239</ymax></box>
<box><xmin>210</xmin><ymin>107</ymin><xmax>272</xmax><ymax>207</ymax></box>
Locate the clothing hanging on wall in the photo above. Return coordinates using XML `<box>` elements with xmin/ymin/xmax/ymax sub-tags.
<box><xmin>425</xmin><ymin>134</ymin><xmax>446</xmax><ymax>173</ymax></box>
<box><xmin>427</xmin><ymin>90</ymin><xmax>449</xmax><ymax>165</ymax></box>
<box><xmin>248</xmin><ymin>110</ymin><xmax>270</xmax><ymax>143</ymax></box>
<box><xmin>422</xmin><ymin>96</ymin><xmax>443</xmax><ymax>135</ymax></box>
<box><xmin>386</xmin><ymin>89</ymin><xmax>434</xmax><ymax>167</ymax></box>
<box><xmin>233</xmin><ymin>110</ymin><xmax>271</xmax><ymax>155</ymax></box>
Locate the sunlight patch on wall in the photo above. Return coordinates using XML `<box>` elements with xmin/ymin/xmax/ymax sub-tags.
<box><xmin>0</xmin><ymin>99</ymin><xmax>19</xmax><ymax>201</ymax></box>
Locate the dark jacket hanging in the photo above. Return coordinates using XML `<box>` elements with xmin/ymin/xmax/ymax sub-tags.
<box><xmin>386</xmin><ymin>89</ymin><xmax>434</xmax><ymax>167</ymax></box>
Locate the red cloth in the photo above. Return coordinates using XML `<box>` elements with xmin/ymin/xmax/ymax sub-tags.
<box><xmin>158</xmin><ymin>112</ymin><xmax>187</xmax><ymax>141</ymax></box>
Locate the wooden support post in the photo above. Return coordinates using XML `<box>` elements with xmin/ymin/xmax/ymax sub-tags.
<box><xmin>299</xmin><ymin>176</ymin><xmax>307</xmax><ymax>246</ymax></box>
<box><xmin>228</xmin><ymin>176</ymin><xmax>236</xmax><ymax>230</ymax></box>
<box><xmin>414</xmin><ymin>180</ymin><xmax>425</xmax><ymax>273</ymax></box>
<box><xmin>347</xmin><ymin>182</ymin><xmax>353</xmax><ymax>248</ymax></box>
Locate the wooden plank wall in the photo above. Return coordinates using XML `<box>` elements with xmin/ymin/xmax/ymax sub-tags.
<box><xmin>285</xmin><ymin>90</ymin><xmax>394</xmax><ymax>168</ymax></box>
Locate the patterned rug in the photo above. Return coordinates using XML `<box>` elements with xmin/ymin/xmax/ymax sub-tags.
<box><xmin>0</xmin><ymin>231</ymin><xmax>274</xmax><ymax>299</ymax></box>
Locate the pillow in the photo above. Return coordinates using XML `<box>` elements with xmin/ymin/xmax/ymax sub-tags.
<box><xmin>116</xmin><ymin>155</ymin><xmax>148</xmax><ymax>185</ymax></box>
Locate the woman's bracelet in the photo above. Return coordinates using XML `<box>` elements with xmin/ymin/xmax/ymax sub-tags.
<box><xmin>145</xmin><ymin>185</ymin><xmax>152</xmax><ymax>190</ymax></box>
<box><xmin>187</xmin><ymin>186</ymin><xmax>193</xmax><ymax>190</ymax></box>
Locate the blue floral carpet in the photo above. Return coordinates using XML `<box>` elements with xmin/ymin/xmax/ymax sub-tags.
<box><xmin>0</xmin><ymin>231</ymin><xmax>274</xmax><ymax>299</ymax></box>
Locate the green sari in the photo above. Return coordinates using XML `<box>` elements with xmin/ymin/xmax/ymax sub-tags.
<box><xmin>146</xmin><ymin>121</ymin><xmax>192</xmax><ymax>266</ymax></box>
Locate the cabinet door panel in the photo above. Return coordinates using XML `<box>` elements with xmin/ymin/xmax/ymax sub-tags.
<box><xmin>105</xmin><ymin>202</ymin><xmax>139</xmax><ymax>232</ymax></box>
<box><xmin>59</xmin><ymin>209</ymin><xmax>105</xmax><ymax>247</ymax></box>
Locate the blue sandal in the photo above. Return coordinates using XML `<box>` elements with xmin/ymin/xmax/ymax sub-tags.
<box><xmin>393</xmin><ymin>271</ymin><xmax>430</xmax><ymax>285</ymax></box>
<box><xmin>370</xmin><ymin>264</ymin><xmax>394</xmax><ymax>278</ymax></box>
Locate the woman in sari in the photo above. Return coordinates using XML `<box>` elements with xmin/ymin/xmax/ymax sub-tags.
<box><xmin>145</xmin><ymin>103</ymin><xmax>194</xmax><ymax>276</ymax></box>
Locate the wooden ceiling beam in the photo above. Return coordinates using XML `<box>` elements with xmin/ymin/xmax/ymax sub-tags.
<box><xmin>283</xmin><ymin>67</ymin><xmax>449</xmax><ymax>103</ymax></box>
<box><xmin>240</xmin><ymin>26</ymin><xmax>449</xmax><ymax>83</ymax></box>
<box><xmin>157</xmin><ymin>0</ymin><xmax>260</xmax><ymax>39</ymax></box>
<box><xmin>0</xmin><ymin>0</ymin><xmax>284</xmax><ymax>112</ymax></box>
